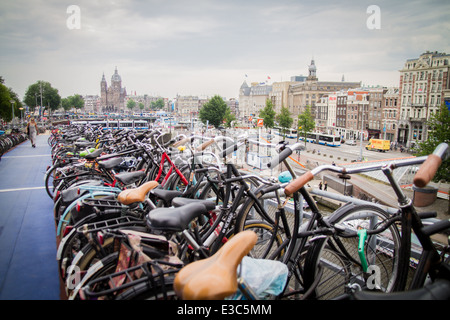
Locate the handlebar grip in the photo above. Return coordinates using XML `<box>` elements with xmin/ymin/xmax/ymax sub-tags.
<box><xmin>267</xmin><ymin>147</ymin><xmax>292</xmax><ymax>168</ymax></box>
<box><xmin>413</xmin><ymin>154</ymin><xmax>442</xmax><ymax>188</ymax></box>
<box><xmin>221</xmin><ymin>144</ymin><xmax>238</xmax><ymax>158</ymax></box>
<box><xmin>284</xmin><ymin>171</ymin><xmax>314</xmax><ymax>196</ymax></box>
<box><xmin>173</xmin><ymin>138</ymin><xmax>190</xmax><ymax>147</ymax></box>
<box><xmin>196</xmin><ymin>139</ymin><xmax>215</xmax><ymax>152</ymax></box>
<box><xmin>421</xmin><ymin>219</ymin><xmax>450</xmax><ymax>237</ymax></box>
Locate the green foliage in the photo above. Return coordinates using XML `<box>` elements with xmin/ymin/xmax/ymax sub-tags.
<box><xmin>223</xmin><ymin>108</ymin><xmax>236</xmax><ymax>128</ymax></box>
<box><xmin>417</xmin><ymin>104</ymin><xmax>450</xmax><ymax>182</ymax></box>
<box><xmin>23</xmin><ymin>81</ymin><xmax>61</xmax><ymax>112</ymax></box>
<box><xmin>259</xmin><ymin>99</ymin><xmax>276</xmax><ymax>129</ymax></box>
<box><xmin>150</xmin><ymin>99</ymin><xmax>164</xmax><ymax>110</ymax></box>
<box><xmin>61</xmin><ymin>94</ymin><xmax>84</xmax><ymax>111</ymax></box>
<box><xmin>127</xmin><ymin>99</ymin><xmax>136</xmax><ymax>110</ymax></box>
<box><xmin>0</xmin><ymin>77</ymin><xmax>23</xmax><ymax>122</ymax></box>
<box><xmin>199</xmin><ymin>95</ymin><xmax>232</xmax><ymax>128</ymax></box>
<box><xmin>276</xmin><ymin>106</ymin><xmax>293</xmax><ymax>137</ymax></box>
<box><xmin>298</xmin><ymin>105</ymin><xmax>315</xmax><ymax>144</ymax></box>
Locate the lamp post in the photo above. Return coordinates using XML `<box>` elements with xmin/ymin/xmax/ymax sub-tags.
<box><xmin>359</xmin><ymin>104</ymin><xmax>365</xmax><ymax>161</ymax></box>
<box><xmin>19</xmin><ymin>107</ymin><xmax>24</xmax><ymax>126</ymax></box>
<box><xmin>10</xmin><ymin>100</ymin><xmax>15</xmax><ymax>126</ymax></box>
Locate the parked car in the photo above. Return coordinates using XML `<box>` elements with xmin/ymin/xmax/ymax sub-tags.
<box><xmin>345</xmin><ymin>140</ymin><xmax>357</xmax><ymax>146</ymax></box>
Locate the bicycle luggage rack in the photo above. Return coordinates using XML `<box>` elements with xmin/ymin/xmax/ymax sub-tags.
<box><xmin>80</xmin><ymin>260</ymin><xmax>182</xmax><ymax>300</ymax></box>
<box><xmin>77</xmin><ymin>185</ymin><xmax>123</xmax><ymax>194</ymax></box>
<box><xmin>81</xmin><ymin>198</ymin><xmax>124</xmax><ymax>210</ymax></box>
<box><xmin>77</xmin><ymin>216</ymin><xmax>145</xmax><ymax>233</ymax></box>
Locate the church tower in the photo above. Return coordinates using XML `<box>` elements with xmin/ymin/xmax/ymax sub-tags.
<box><xmin>100</xmin><ymin>73</ymin><xmax>108</xmax><ymax>108</ymax></box>
<box><xmin>307</xmin><ymin>58</ymin><xmax>318</xmax><ymax>81</ymax></box>
<box><xmin>100</xmin><ymin>67</ymin><xmax>126</xmax><ymax>112</ymax></box>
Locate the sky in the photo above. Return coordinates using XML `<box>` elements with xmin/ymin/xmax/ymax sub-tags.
<box><xmin>1</xmin><ymin>0</ymin><xmax>449</xmax><ymax>101</ymax></box>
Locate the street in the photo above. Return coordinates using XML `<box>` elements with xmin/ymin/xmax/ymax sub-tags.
<box><xmin>280</xmin><ymin>136</ymin><xmax>410</xmax><ymax>164</ymax></box>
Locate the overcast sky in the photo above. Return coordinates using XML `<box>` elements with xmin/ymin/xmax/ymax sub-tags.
<box><xmin>1</xmin><ymin>0</ymin><xmax>449</xmax><ymax>101</ymax></box>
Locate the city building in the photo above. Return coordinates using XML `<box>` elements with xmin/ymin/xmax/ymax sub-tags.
<box><xmin>346</xmin><ymin>90</ymin><xmax>369</xmax><ymax>140</ymax></box>
<box><xmin>83</xmin><ymin>95</ymin><xmax>100</xmax><ymax>113</ymax></box>
<box><xmin>100</xmin><ymin>67</ymin><xmax>127</xmax><ymax>112</ymax></box>
<box><xmin>175</xmin><ymin>95</ymin><xmax>201</xmax><ymax>119</ymax></box>
<box><xmin>238</xmin><ymin>81</ymin><xmax>272</xmax><ymax>119</ymax></box>
<box><xmin>367</xmin><ymin>87</ymin><xmax>384</xmax><ymax>139</ymax></box>
<box><xmin>335</xmin><ymin>91</ymin><xmax>348</xmax><ymax>139</ymax></box>
<box><xmin>382</xmin><ymin>87</ymin><xmax>400</xmax><ymax>142</ymax></box>
<box><xmin>288</xmin><ymin>59</ymin><xmax>361</xmax><ymax>127</ymax></box>
<box><xmin>270</xmin><ymin>81</ymin><xmax>296</xmax><ymax>114</ymax></box>
<box><xmin>398</xmin><ymin>51</ymin><xmax>450</xmax><ymax>147</ymax></box>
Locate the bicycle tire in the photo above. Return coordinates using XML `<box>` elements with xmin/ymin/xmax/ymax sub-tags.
<box><xmin>303</xmin><ymin>204</ymin><xmax>402</xmax><ymax>300</ymax></box>
<box><xmin>68</xmin><ymin>251</ymin><xmax>119</xmax><ymax>300</ymax></box>
<box><xmin>44</xmin><ymin>164</ymin><xmax>59</xmax><ymax>199</ymax></box>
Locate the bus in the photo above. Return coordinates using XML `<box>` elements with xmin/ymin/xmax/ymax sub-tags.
<box><xmin>299</xmin><ymin>132</ymin><xmax>341</xmax><ymax>147</ymax></box>
<box><xmin>273</xmin><ymin>127</ymin><xmax>298</xmax><ymax>139</ymax></box>
<box><xmin>71</xmin><ymin>119</ymin><xmax>149</xmax><ymax>131</ymax></box>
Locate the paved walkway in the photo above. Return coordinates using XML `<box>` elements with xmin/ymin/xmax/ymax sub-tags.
<box><xmin>0</xmin><ymin>134</ymin><xmax>60</xmax><ymax>300</ymax></box>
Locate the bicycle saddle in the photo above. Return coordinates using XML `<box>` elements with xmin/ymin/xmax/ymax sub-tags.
<box><xmin>172</xmin><ymin>197</ymin><xmax>216</xmax><ymax>211</ymax></box>
<box><xmin>146</xmin><ymin>202</ymin><xmax>209</xmax><ymax>232</ymax></box>
<box><xmin>83</xmin><ymin>148</ymin><xmax>103</xmax><ymax>160</ymax></box>
<box><xmin>151</xmin><ymin>189</ymin><xmax>182</xmax><ymax>204</ymax></box>
<box><xmin>117</xmin><ymin>181</ymin><xmax>159</xmax><ymax>205</ymax></box>
<box><xmin>174</xmin><ymin>230</ymin><xmax>257</xmax><ymax>300</ymax></box>
<box><xmin>98</xmin><ymin>157</ymin><xmax>123</xmax><ymax>170</ymax></box>
<box><xmin>114</xmin><ymin>171</ymin><xmax>146</xmax><ymax>185</ymax></box>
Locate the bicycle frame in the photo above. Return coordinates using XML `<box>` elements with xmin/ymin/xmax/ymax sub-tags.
<box><xmin>154</xmin><ymin>152</ymin><xmax>189</xmax><ymax>187</ymax></box>
<box><xmin>380</xmin><ymin>161</ymin><xmax>442</xmax><ymax>291</ymax></box>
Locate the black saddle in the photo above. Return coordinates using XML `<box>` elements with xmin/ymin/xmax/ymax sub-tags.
<box><xmin>114</xmin><ymin>171</ymin><xmax>146</xmax><ymax>185</ymax></box>
<box><xmin>172</xmin><ymin>197</ymin><xmax>216</xmax><ymax>211</ymax></box>
<box><xmin>84</xmin><ymin>148</ymin><xmax>103</xmax><ymax>160</ymax></box>
<box><xmin>98</xmin><ymin>157</ymin><xmax>123</xmax><ymax>170</ymax></box>
<box><xmin>151</xmin><ymin>189</ymin><xmax>183</xmax><ymax>205</ymax></box>
<box><xmin>59</xmin><ymin>180</ymin><xmax>104</xmax><ymax>206</ymax></box>
<box><xmin>146</xmin><ymin>202</ymin><xmax>209</xmax><ymax>232</ymax></box>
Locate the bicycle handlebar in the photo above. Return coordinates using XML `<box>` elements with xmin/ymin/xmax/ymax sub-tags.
<box><xmin>267</xmin><ymin>142</ymin><xmax>304</xmax><ymax>169</ymax></box>
<box><xmin>196</xmin><ymin>139</ymin><xmax>215</xmax><ymax>151</ymax></box>
<box><xmin>413</xmin><ymin>143</ymin><xmax>449</xmax><ymax>188</ymax></box>
<box><xmin>284</xmin><ymin>143</ymin><xmax>449</xmax><ymax>197</ymax></box>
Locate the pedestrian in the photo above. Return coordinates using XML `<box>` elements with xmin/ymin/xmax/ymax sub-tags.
<box><xmin>324</xmin><ymin>181</ymin><xmax>328</xmax><ymax>191</ymax></box>
<box><xmin>319</xmin><ymin>181</ymin><xmax>323</xmax><ymax>190</ymax></box>
<box><xmin>27</xmin><ymin>117</ymin><xmax>39</xmax><ymax>148</ymax></box>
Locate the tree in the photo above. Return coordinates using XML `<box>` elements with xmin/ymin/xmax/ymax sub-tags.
<box><xmin>276</xmin><ymin>106</ymin><xmax>293</xmax><ymax>138</ymax></box>
<box><xmin>23</xmin><ymin>80</ymin><xmax>61</xmax><ymax>114</ymax></box>
<box><xmin>139</xmin><ymin>102</ymin><xmax>145</xmax><ymax>111</ymax></box>
<box><xmin>127</xmin><ymin>99</ymin><xmax>136</xmax><ymax>112</ymax></box>
<box><xmin>259</xmin><ymin>99</ymin><xmax>276</xmax><ymax>129</ymax></box>
<box><xmin>199</xmin><ymin>95</ymin><xmax>232</xmax><ymax>129</ymax></box>
<box><xmin>0</xmin><ymin>77</ymin><xmax>23</xmax><ymax>122</ymax></box>
<box><xmin>417</xmin><ymin>104</ymin><xmax>450</xmax><ymax>182</ymax></box>
<box><xmin>150</xmin><ymin>99</ymin><xmax>164</xmax><ymax>110</ymax></box>
<box><xmin>61</xmin><ymin>94</ymin><xmax>84</xmax><ymax>112</ymax></box>
<box><xmin>297</xmin><ymin>105</ymin><xmax>315</xmax><ymax>145</ymax></box>
<box><xmin>223</xmin><ymin>108</ymin><xmax>236</xmax><ymax>128</ymax></box>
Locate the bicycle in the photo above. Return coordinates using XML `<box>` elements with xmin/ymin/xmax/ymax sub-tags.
<box><xmin>174</xmin><ymin>140</ymin><xmax>449</xmax><ymax>300</ymax></box>
<box><xmin>280</xmin><ymin>143</ymin><xmax>449</xmax><ymax>299</ymax></box>
<box><xmin>232</xmin><ymin>140</ymin><xmax>443</xmax><ymax>299</ymax></box>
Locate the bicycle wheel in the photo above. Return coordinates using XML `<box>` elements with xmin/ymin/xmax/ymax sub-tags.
<box><xmin>242</xmin><ymin>220</ymin><xmax>285</xmax><ymax>260</ymax></box>
<box><xmin>234</xmin><ymin>186</ymin><xmax>290</xmax><ymax>258</ymax></box>
<box><xmin>304</xmin><ymin>204</ymin><xmax>401</xmax><ymax>300</ymax></box>
<box><xmin>45</xmin><ymin>164</ymin><xmax>59</xmax><ymax>199</ymax></box>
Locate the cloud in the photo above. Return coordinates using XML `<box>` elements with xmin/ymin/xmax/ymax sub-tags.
<box><xmin>0</xmin><ymin>0</ymin><xmax>449</xmax><ymax>100</ymax></box>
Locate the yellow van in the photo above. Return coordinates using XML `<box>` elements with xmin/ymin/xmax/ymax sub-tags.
<box><xmin>365</xmin><ymin>139</ymin><xmax>390</xmax><ymax>152</ymax></box>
